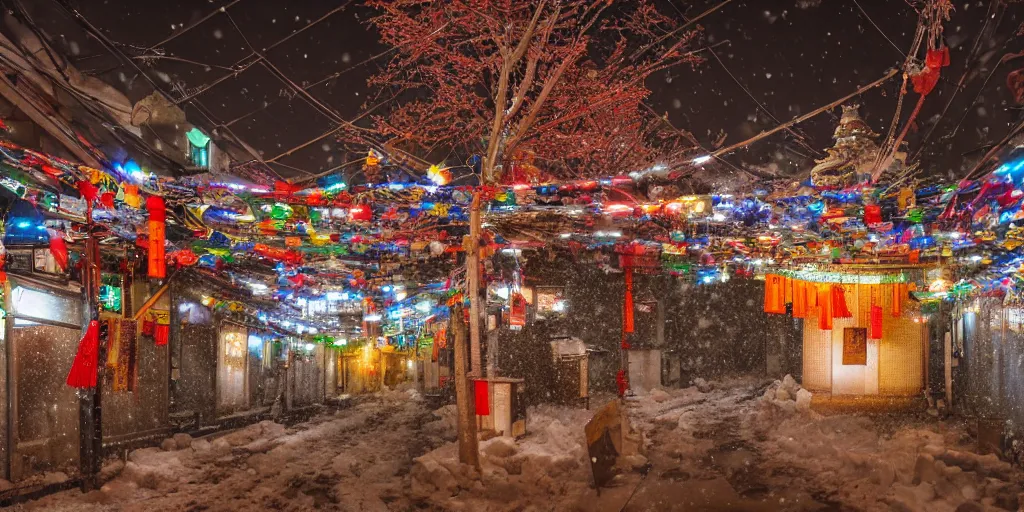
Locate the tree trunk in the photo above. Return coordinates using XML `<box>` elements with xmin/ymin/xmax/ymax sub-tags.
<box><xmin>452</xmin><ymin>304</ymin><xmax>479</xmax><ymax>468</ymax></box>
<box><xmin>468</xmin><ymin>192</ymin><xmax>483</xmax><ymax>376</ymax></box>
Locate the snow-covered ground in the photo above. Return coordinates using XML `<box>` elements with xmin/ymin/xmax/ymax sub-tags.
<box><xmin>14</xmin><ymin>379</ymin><xmax>1024</xmax><ymax>511</ymax></box>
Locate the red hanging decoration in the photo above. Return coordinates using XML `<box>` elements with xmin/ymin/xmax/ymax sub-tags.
<box><xmin>146</xmin><ymin>195</ymin><xmax>166</xmax><ymax>278</ymax></box>
<box><xmin>47</xmin><ymin>229</ymin><xmax>68</xmax><ymax>271</ymax></box>
<box><xmin>863</xmin><ymin>204</ymin><xmax>882</xmax><ymax>225</ymax></box>
<box><xmin>911</xmin><ymin>46</ymin><xmax>950</xmax><ymax>96</ymax></box>
<box><xmin>870</xmin><ymin>305</ymin><xmax>883</xmax><ymax>339</ymax></box>
<box><xmin>154</xmin><ymin>324</ymin><xmax>170</xmax><ymax>346</ymax></box>
<box><xmin>623</xmin><ymin>266</ymin><xmax>635</xmax><ymax>333</ymax></box>
<box><xmin>76</xmin><ymin>180</ymin><xmax>98</xmax><ymax>202</ymax></box>
<box><xmin>474</xmin><ymin>380</ymin><xmax>489</xmax><ymax>416</ymax></box>
<box><xmin>66</xmin><ymin>320</ymin><xmax>100</xmax><ymax>388</ymax></box>
<box><xmin>99</xmin><ymin>191</ymin><xmax>116</xmax><ymax>209</ymax></box>
<box><xmin>832</xmin><ymin>285</ymin><xmax>853</xmax><ymax>318</ymax></box>
<box><xmin>818</xmin><ymin>285</ymin><xmax>833</xmax><ymax>330</ymax></box>
<box><xmin>509</xmin><ymin>292</ymin><xmax>526</xmax><ymax>328</ymax></box>
<box><xmin>616</xmin><ymin>369</ymin><xmax>629</xmax><ymax>397</ymax></box>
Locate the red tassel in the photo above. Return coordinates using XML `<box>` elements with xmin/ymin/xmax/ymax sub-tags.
<box><xmin>870</xmin><ymin>306</ymin><xmax>883</xmax><ymax>339</ymax></box>
<box><xmin>66</xmin><ymin>320</ymin><xmax>100</xmax><ymax>388</ymax></box>
<box><xmin>832</xmin><ymin>285</ymin><xmax>853</xmax><ymax>318</ymax></box>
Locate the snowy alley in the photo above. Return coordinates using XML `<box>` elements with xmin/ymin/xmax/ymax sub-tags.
<box><xmin>13</xmin><ymin>378</ymin><xmax>1024</xmax><ymax>512</ymax></box>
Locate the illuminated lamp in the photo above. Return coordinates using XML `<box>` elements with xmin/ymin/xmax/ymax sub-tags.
<box><xmin>3</xmin><ymin>200</ymin><xmax>47</xmax><ymax>245</ymax></box>
<box><xmin>349</xmin><ymin>204</ymin><xmax>371</xmax><ymax>222</ymax></box>
<box><xmin>604</xmin><ymin>203</ymin><xmax>633</xmax><ymax>215</ymax></box>
<box><xmin>427</xmin><ymin>165</ymin><xmax>452</xmax><ymax>186</ymax></box>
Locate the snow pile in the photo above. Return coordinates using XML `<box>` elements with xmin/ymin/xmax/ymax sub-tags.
<box><xmin>760</xmin><ymin>374</ymin><xmax>812</xmax><ymax>413</ymax></box>
<box><xmin>759</xmin><ymin>408</ymin><xmax>1024</xmax><ymax>511</ymax></box>
<box><xmin>409</xmin><ymin>403</ymin><xmax>595</xmax><ymax>510</ymax></box>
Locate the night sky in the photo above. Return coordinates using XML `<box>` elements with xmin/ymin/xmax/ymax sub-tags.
<box><xmin>21</xmin><ymin>0</ymin><xmax>1024</xmax><ymax>181</ymax></box>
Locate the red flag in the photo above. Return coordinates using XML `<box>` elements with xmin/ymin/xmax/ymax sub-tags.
<box><xmin>66</xmin><ymin>321</ymin><xmax>100</xmax><ymax>388</ymax></box>
<box><xmin>474</xmin><ymin>380</ymin><xmax>489</xmax><ymax>416</ymax></box>
<box><xmin>870</xmin><ymin>306</ymin><xmax>883</xmax><ymax>339</ymax></box>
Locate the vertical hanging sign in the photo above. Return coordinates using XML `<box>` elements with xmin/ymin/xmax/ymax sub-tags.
<box><xmin>146</xmin><ymin>195</ymin><xmax>166</xmax><ymax>279</ymax></box>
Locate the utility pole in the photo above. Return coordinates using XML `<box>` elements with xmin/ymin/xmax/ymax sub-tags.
<box><xmin>451</xmin><ymin>303</ymin><xmax>479</xmax><ymax>468</ymax></box>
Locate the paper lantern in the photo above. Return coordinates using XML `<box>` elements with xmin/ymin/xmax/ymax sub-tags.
<box><xmin>146</xmin><ymin>195</ymin><xmax>166</xmax><ymax>278</ymax></box>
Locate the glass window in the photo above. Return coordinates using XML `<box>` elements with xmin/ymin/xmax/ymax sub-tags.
<box><xmin>10</xmin><ymin>284</ymin><xmax>82</xmax><ymax>327</ymax></box>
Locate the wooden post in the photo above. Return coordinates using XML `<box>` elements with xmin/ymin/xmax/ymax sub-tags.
<box><xmin>467</xmin><ymin>193</ymin><xmax>482</xmax><ymax>375</ymax></box>
<box><xmin>81</xmin><ymin>202</ymin><xmax>104</xmax><ymax>490</ymax></box>
<box><xmin>452</xmin><ymin>304</ymin><xmax>479</xmax><ymax>468</ymax></box>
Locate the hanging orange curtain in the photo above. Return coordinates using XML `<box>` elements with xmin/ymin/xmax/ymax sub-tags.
<box><xmin>764</xmin><ymin>274</ymin><xmax>786</xmax><ymax>314</ymax></box>
<box><xmin>832</xmin><ymin>285</ymin><xmax>853</xmax><ymax>318</ymax></box>
<box><xmin>891</xmin><ymin>283</ymin><xmax>908</xmax><ymax>317</ymax></box>
<box><xmin>806</xmin><ymin>281</ymin><xmax>818</xmax><ymax>309</ymax></box>
<box><xmin>784</xmin><ymin>276</ymin><xmax>794</xmax><ymax>305</ymax></box>
<box><xmin>817</xmin><ymin>284</ymin><xmax>833</xmax><ymax>330</ymax></box>
<box><xmin>792</xmin><ymin>279</ymin><xmax>808</xmax><ymax>318</ymax></box>
<box><xmin>870</xmin><ymin>306</ymin><xmax>883</xmax><ymax>339</ymax></box>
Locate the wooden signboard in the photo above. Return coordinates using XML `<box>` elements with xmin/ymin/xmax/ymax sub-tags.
<box><xmin>843</xmin><ymin>327</ymin><xmax>867</xmax><ymax>365</ymax></box>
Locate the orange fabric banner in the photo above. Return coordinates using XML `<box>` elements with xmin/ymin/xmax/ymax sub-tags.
<box><xmin>784</xmin><ymin>276</ymin><xmax>793</xmax><ymax>304</ymax></box>
<box><xmin>891</xmin><ymin>283</ymin><xmax>907</xmax><ymax>317</ymax></box>
<box><xmin>832</xmin><ymin>285</ymin><xmax>853</xmax><ymax>318</ymax></box>
<box><xmin>763</xmin><ymin>274</ymin><xmax>786</xmax><ymax>314</ymax></box>
<box><xmin>817</xmin><ymin>284</ymin><xmax>833</xmax><ymax>330</ymax></box>
<box><xmin>792</xmin><ymin>279</ymin><xmax>807</xmax><ymax>318</ymax></box>
<box><xmin>147</xmin><ymin>220</ymin><xmax>166</xmax><ymax>279</ymax></box>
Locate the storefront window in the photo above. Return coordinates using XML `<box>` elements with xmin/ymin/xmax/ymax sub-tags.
<box><xmin>11</xmin><ymin>284</ymin><xmax>82</xmax><ymax>327</ymax></box>
<box><xmin>217</xmin><ymin>323</ymin><xmax>248</xmax><ymax>413</ymax></box>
